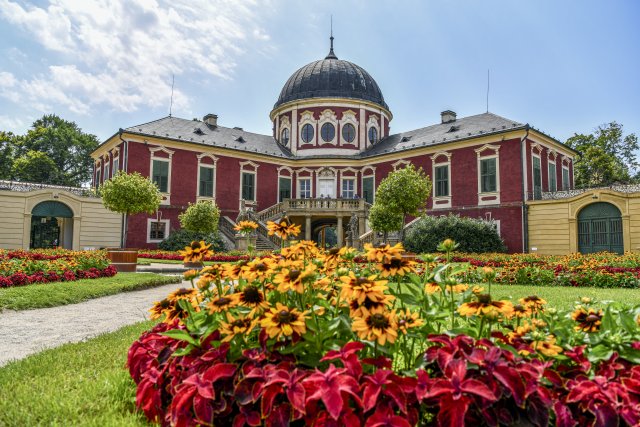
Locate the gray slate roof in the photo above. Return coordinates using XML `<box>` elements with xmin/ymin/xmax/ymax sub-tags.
<box><xmin>124</xmin><ymin>116</ymin><xmax>294</xmax><ymax>158</ymax></box>
<box><xmin>118</xmin><ymin>112</ymin><xmax>530</xmax><ymax>160</ymax></box>
<box><xmin>360</xmin><ymin>112</ymin><xmax>525</xmax><ymax>158</ymax></box>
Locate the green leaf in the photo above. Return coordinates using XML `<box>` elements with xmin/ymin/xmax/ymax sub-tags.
<box><xmin>173</xmin><ymin>344</ymin><xmax>196</xmax><ymax>357</ymax></box>
<box><xmin>160</xmin><ymin>330</ymin><xmax>200</xmax><ymax>347</ymax></box>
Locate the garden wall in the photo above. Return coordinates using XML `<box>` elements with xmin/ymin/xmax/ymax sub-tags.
<box><xmin>0</xmin><ymin>188</ymin><xmax>121</xmax><ymax>250</ymax></box>
<box><xmin>527</xmin><ymin>188</ymin><xmax>640</xmax><ymax>255</ymax></box>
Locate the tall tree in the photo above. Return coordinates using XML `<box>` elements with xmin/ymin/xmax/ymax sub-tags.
<box><xmin>12</xmin><ymin>150</ymin><xmax>60</xmax><ymax>183</ymax></box>
<box><xmin>12</xmin><ymin>114</ymin><xmax>100</xmax><ymax>186</ymax></box>
<box><xmin>566</xmin><ymin>122</ymin><xmax>639</xmax><ymax>187</ymax></box>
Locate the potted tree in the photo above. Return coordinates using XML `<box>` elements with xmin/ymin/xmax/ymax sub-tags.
<box><xmin>178</xmin><ymin>200</ymin><xmax>220</xmax><ymax>268</ymax></box>
<box><xmin>100</xmin><ymin>171</ymin><xmax>162</xmax><ymax>272</ymax></box>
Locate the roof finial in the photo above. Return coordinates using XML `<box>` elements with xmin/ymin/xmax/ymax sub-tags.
<box><xmin>325</xmin><ymin>15</ymin><xmax>338</xmax><ymax>59</ymax></box>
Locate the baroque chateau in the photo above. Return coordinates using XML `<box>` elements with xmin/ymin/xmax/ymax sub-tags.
<box><xmin>90</xmin><ymin>37</ymin><xmax>578</xmax><ymax>253</ymax></box>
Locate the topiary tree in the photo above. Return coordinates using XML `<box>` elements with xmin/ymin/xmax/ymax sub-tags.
<box><xmin>373</xmin><ymin>164</ymin><xmax>432</xmax><ymax>240</ymax></box>
<box><xmin>403</xmin><ymin>214</ymin><xmax>507</xmax><ymax>253</ymax></box>
<box><xmin>179</xmin><ymin>200</ymin><xmax>220</xmax><ymax>235</ymax></box>
<box><xmin>368</xmin><ymin>202</ymin><xmax>404</xmax><ymax>243</ymax></box>
<box><xmin>100</xmin><ymin>171</ymin><xmax>162</xmax><ymax>247</ymax></box>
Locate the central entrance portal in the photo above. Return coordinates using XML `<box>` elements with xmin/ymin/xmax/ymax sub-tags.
<box><xmin>318</xmin><ymin>179</ymin><xmax>335</xmax><ymax>198</ymax></box>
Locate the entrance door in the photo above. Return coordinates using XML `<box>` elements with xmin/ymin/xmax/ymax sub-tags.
<box><xmin>30</xmin><ymin>217</ymin><xmax>60</xmax><ymax>249</ymax></box>
<box><xmin>577</xmin><ymin>202</ymin><xmax>623</xmax><ymax>254</ymax></box>
<box><xmin>318</xmin><ymin>179</ymin><xmax>335</xmax><ymax>198</ymax></box>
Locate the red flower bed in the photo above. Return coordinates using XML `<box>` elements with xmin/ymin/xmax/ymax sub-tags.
<box><xmin>138</xmin><ymin>252</ymin><xmax>249</xmax><ymax>262</ymax></box>
<box><xmin>0</xmin><ymin>265</ymin><xmax>117</xmax><ymax>288</ymax></box>
<box><xmin>128</xmin><ymin>324</ymin><xmax>640</xmax><ymax>427</ymax></box>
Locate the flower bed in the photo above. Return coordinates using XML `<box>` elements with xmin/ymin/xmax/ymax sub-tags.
<box><xmin>0</xmin><ymin>249</ymin><xmax>116</xmax><ymax>287</ymax></box>
<box><xmin>455</xmin><ymin>252</ymin><xmax>640</xmax><ymax>288</ymax></box>
<box><xmin>129</xmin><ymin>241</ymin><xmax>640</xmax><ymax>426</ymax></box>
<box><xmin>138</xmin><ymin>250</ymin><xmax>250</xmax><ymax>263</ymax></box>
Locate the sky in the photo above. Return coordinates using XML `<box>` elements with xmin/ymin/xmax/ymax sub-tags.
<box><xmin>0</xmin><ymin>0</ymin><xmax>639</xmax><ymax>144</ymax></box>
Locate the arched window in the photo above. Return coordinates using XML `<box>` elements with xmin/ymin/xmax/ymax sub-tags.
<box><xmin>368</xmin><ymin>127</ymin><xmax>378</xmax><ymax>144</ymax></box>
<box><xmin>301</xmin><ymin>124</ymin><xmax>314</xmax><ymax>143</ymax></box>
<box><xmin>342</xmin><ymin>123</ymin><xmax>356</xmax><ymax>143</ymax></box>
<box><xmin>281</xmin><ymin>128</ymin><xmax>290</xmax><ymax>146</ymax></box>
<box><xmin>321</xmin><ymin>123</ymin><xmax>335</xmax><ymax>142</ymax></box>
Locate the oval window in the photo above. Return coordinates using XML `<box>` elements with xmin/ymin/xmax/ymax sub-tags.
<box><xmin>342</xmin><ymin>123</ymin><xmax>356</xmax><ymax>143</ymax></box>
<box><xmin>281</xmin><ymin>128</ymin><xmax>289</xmax><ymax>145</ymax></box>
<box><xmin>301</xmin><ymin>124</ymin><xmax>314</xmax><ymax>143</ymax></box>
<box><xmin>321</xmin><ymin>123</ymin><xmax>335</xmax><ymax>142</ymax></box>
<box><xmin>368</xmin><ymin>127</ymin><xmax>378</xmax><ymax>144</ymax></box>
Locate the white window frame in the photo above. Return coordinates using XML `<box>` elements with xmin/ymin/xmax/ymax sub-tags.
<box><xmin>318</xmin><ymin>109</ymin><xmax>338</xmax><ymax>145</ymax></box>
<box><xmin>361</xmin><ymin>166</ymin><xmax>376</xmax><ymax>204</ymax></box>
<box><xmin>298</xmin><ymin>178</ymin><xmax>312</xmax><ymax>199</ymax></box>
<box><xmin>104</xmin><ymin>161</ymin><xmax>110</xmax><ymax>181</ymax></box>
<box><xmin>475</xmin><ymin>144</ymin><xmax>500</xmax><ymax>206</ymax></box>
<box><xmin>562</xmin><ymin>165</ymin><xmax>570</xmax><ymax>190</ymax></box>
<box><xmin>149</xmin><ymin>146</ymin><xmax>174</xmax><ymax>205</ymax></box>
<box><xmin>548</xmin><ymin>159</ymin><xmax>557</xmax><ymax>192</ymax></box>
<box><xmin>299</xmin><ymin>111</ymin><xmax>316</xmax><ymax>145</ymax></box>
<box><xmin>277</xmin><ymin>166</ymin><xmax>293</xmax><ymax>203</ymax></box>
<box><xmin>147</xmin><ymin>218</ymin><xmax>170</xmax><ymax>243</ymax></box>
<box><xmin>366</xmin><ymin>115</ymin><xmax>380</xmax><ymax>145</ymax></box>
<box><xmin>341</xmin><ymin>177</ymin><xmax>356</xmax><ymax>198</ymax></box>
<box><xmin>340</xmin><ymin>110</ymin><xmax>359</xmax><ymax>146</ymax></box>
<box><xmin>94</xmin><ymin>161</ymin><xmax>101</xmax><ymax>187</ymax></box>
<box><xmin>196</xmin><ymin>154</ymin><xmax>218</xmax><ymax>201</ymax></box>
<box><xmin>239</xmin><ymin>160</ymin><xmax>259</xmax><ymax>207</ymax></box>
<box><xmin>112</xmin><ymin>155</ymin><xmax>119</xmax><ymax>177</ymax></box>
<box><xmin>431</xmin><ymin>151</ymin><xmax>451</xmax><ymax>209</ymax></box>
<box><xmin>279</xmin><ymin>116</ymin><xmax>291</xmax><ymax>147</ymax></box>
<box><xmin>532</xmin><ymin>152</ymin><xmax>542</xmax><ymax>199</ymax></box>
<box><xmin>391</xmin><ymin>159</ymin><xmax>411</xmax><ymax>171</ymax></box>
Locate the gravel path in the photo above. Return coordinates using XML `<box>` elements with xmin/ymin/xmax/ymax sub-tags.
<box><xmin>0</xmin><ymin>280</ymin><xmax>188</xmax><ymax>366</ymax></box>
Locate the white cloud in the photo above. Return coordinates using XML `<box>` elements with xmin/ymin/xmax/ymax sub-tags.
<box><xmin>0</xmin><ymin>0</ymin><xmax>271</xmax><ymax>115</ymax></box>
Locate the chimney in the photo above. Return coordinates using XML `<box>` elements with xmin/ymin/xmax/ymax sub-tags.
<box><xmin>441</xmin><ymin>110</ymin><xmax>456</xmax><ymax>124</ymax></box>
<box><xmin>203</xmin><ymin>114</ymin><xmax>218</xmax><ymax>127</ymax></box>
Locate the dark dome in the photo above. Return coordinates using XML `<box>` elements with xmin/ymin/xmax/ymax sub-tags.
<box><xmin>274</xmin><ymin>55</ymin><xmax>388</xmax><ymax>110</ymax></box>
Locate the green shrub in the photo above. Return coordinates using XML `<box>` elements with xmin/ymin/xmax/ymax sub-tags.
<box><xmin>403</xmin><ymin>214</ymin><xmax>506</xmax><ymax>253</ymax></box>
<box><xmin>158</xmin><ymin>229</ymin><xmax>226</xmax><ymax>252</ymax></box>
<box><xmin>179</xmin><ymin>200</ymin><xmax>220</xmax><ymax>234</ymax></box>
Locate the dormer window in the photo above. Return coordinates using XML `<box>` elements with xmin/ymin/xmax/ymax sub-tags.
<box><xmin>281</xmin><ymin>128</ymin><xmax>290</xmax><ymax>146</ymax></box>
<box><xmin>235</xmin><ymin>136</ymin><xmax>246</xmax><ymax>143</ymax></box>
<box><xmin>194</xmin><ymin>127</ymin><xmax>204</xmax><ymax>135</ymax></box>
<box><xmin>400</xmin><ymin>136</ymin><xmax>412</xmax><ymax>142</ymax></box>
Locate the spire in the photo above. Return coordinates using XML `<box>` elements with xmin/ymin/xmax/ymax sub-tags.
<box><xmin>325</xmin><ymin>15</ymin><xmax>337</xmax><ymax>59</ymax></box>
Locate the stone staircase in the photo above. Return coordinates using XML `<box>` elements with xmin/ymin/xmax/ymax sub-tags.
<box><xmin>358</xmin><ymin>216</ymin><xmax>421</xmax><ymax>247</ymax></box>
<box><xmin>218</xmin><ymin>215</ymin><xmax>281</xmax><ymax>251</ymax></box>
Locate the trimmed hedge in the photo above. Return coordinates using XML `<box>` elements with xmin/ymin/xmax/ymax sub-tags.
<box><xmin>403</xmin><ymin>214</ymin><xmax>507</xmax><ymax>253</ymax></box>
<box><xmin>158</xmin><ymin>229</ymin><xmax>226</xmax><ymax>252</ymax></box>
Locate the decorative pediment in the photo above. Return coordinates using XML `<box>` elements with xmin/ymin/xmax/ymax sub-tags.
<box><xmin>339</xmin><ymin>167</ymin><xmax>358</xmax><ymax>176</ymax></box>
<box><xmin>149</xmin><ymin>146</ymin><xmax>175</xmax><ymax>158</ymax></box>
<box><xmin>239</xmin><ymin>160</ymin><xmax>260</xmax><ymax>171</ymax></box>
<box><xmin>317</xmin><ymin>167</ymin><xmax>337</xmax><ymax>177</ymax></box>
<box><xmin>280</xmin><ymin>115</ymin><xmax>291</xmax><ymax>127</ymax></box>
<box><xmin>341</xmin><ymin>110</ymin><xmax>357</xmax><ymax>121</ymax></box>
<box><xmin>277</xmin><ymin>166</ymin><xmax>293</xmax><ymax>176</ymax></box>
<box><xmin>431</xmin><ymin>151</ymin><xmax>452</xmax><ymax>163</ymax></box>
<box><xmin>367</xmin><ymin>115</ymin><xmax>380</xmax><ymax>126</ymax></box>
<box><xmin>392</xmin><ymin>159</ymin><xmax>411</xmax><ymax>170</ymax></box>
<box><xmin>197</xmin><ymin>153</ymin><xmax>218</xmax><ymax>165</ymax></box>
<box><xmin>295</xmin><ymin>167</ymin><xmax>314</xmax><ymax>177</ymax></box>
<box><xmin>300</xmin><ymin>110</ymin><xmax>315</xmax><ymax>122</ymax></box>
<box><xmin>361</xmin><ymin>166</ymin><xmax>376</xmax><ymax>175</ymax></box>
<box><xmin>320</xmin><ymin>109</ymin><xmax>337</xmax><ymax>121</ymax></box>
<box><xmin>474</xmin><ymin>144</ymin><xmax>500</xmax><ymax>156</ymax></box>
<box><xmin>530</xmin><ymin>142</ymin><xmax>544</xmax><ymax>154</ymax></box>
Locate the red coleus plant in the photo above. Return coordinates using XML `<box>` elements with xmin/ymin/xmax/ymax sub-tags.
<box><xmin>128</xmin><ymin>325</ymin><xmax>640</xmax><ymax>427</ymax></box>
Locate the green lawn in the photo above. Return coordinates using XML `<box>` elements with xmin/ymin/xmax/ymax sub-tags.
<box><xmin>0</xmin><ymin>273</ymin><xmax>180</xmax><ymax>311</ymax></box>
<box><xmin>491</xmin><ymin>283</ymin><xmax>640</xmax><ymax>309</ymax></box>
<box><xmin>0</xmin><ymin>321</ymin><xmax>153</xmax><ymax>427</ymax></box>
